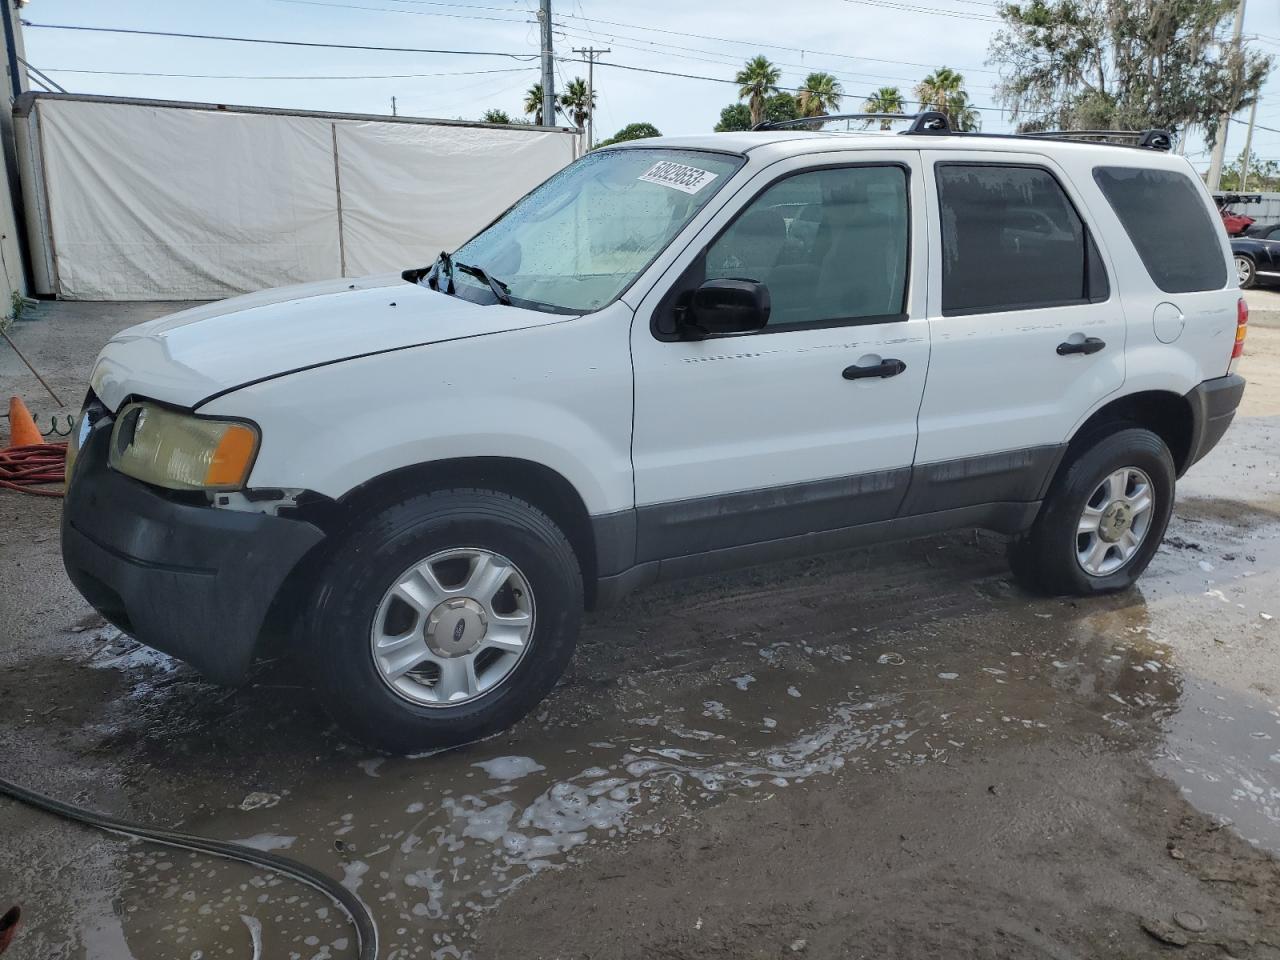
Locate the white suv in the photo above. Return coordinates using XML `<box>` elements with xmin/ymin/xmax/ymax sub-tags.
<box><xmin>62</xmin><ymin>113</ymin><xmax>1248</xmax><ymax>751</ymax></box>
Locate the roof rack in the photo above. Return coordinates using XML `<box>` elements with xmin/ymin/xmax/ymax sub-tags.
<box><xmin>1023</xmin><ymin>128</ymin><xmax>1173</xmax><ymax>151</ymax></box>
<box><xmin>753</xmin><ymin>111</ymin><xmax>950</xmax><ymax>133</ymax></box>
<box><xmin>752</xmin><ymin>111</ymin><xmax>1175</xmax><ymax>152</ymax></box>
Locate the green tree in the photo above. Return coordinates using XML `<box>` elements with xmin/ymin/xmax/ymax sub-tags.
<box><xmin>946</xmin><ymin>91</ymin><xmax>982</xmax><ymax>132</ymax></box>
<box><xmin>916</xmin><ymin>67</ymin><xmax>982</xmax><ymax>131</ymax></box>
<box><xmin>863</xmin><ymin>85</ymin><xmax>906</xmax><ymax>129</ymax></box>
<box><xmin>735</xmin><ymin>55</ymin><xmax>782</xmax><ymax>127</ymax></box>
<box><xmin>989</xmin><ymin>0</ymin><xmax>1273</xmax><ymax>142</ymax></box>
<box><xmin>524</xmin><ymin>83</ymin><xmax>546</xmax><ymax>125</ymax></box>
<box><xmin>764</xmin><ymin>92</ymin><xmax>799</xmax><ymax>124</ymax></box>
<box><xmin>1220</xmin><ymin>150</ymin><xmax>1280</xmax><ymax>192</ymax></box>
<box><xmin>596</xmin><ymin>122</ymin><xmax>662</xmax><ymax>148</ymax></box>
<box><xmin>481</xmin><ymin>108</ymin><xmax>512</xmax><ymax>125</ymax></box>
<box><xmin>558</xmin><ymin>77</ymin><xmax>596</xmax><ymax>131</ymax></box>
<box><xmin>916</xmin><ymin>67</ymin><xmax>965</xmax><ymax>115</ymax></box>
<box><xmin>797</xmin><ymin>71</ymin><xmax>844</xmax><ymax>118</ymax></box>
<box><xmin>715</xmin><ymin>103</ymin><xmax>753</xmax><ymax>131</ymax></box>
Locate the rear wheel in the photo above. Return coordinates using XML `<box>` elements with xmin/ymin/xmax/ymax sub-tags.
<box><xmin>311</xmin><ymin>488</ymin><xmax>583</xmax><ymax>752</ymax></box>
<box><xmin>1009</xmin><ymin>427</ymin><xmax>1175</xmax><ymax>595</ymax></box>
<box><xmin>1236</xmin><ymin>254</ymin><xmax>1257</xmax><ymax>289</ymax></box>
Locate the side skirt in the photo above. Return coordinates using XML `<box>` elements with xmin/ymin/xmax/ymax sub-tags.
<box><xmin>593</xmin><ymin>500</ymin><xmax>1040</xmax><ymax>608</ymax></box>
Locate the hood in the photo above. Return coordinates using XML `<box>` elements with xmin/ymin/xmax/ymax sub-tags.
<box><xmin>90</xmin><ymin>274</ymin><xmax>569</xmax><ymax>411</ymax></box>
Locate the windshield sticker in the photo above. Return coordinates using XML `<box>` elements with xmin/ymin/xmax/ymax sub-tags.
<box><xmin>638</xmin><ymin>160</ymin><xmax>719</xmax><ymax>195</ymax></box>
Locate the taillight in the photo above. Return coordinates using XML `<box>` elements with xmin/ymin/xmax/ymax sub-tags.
<box><xmin>1233</xmin><ymin>297</ymin><xmax>1248</xmax><ymax>359</ymax></box>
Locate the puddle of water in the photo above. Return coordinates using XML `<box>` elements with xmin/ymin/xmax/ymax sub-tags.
<box><xmin>104</xmin><ymin>593</ymin><xmax>1184</xmax><ymax>960</ymax></box>
<box><xmin>36</xmin><ymin>505</ymin><xmax>1280</xmax><ymax>959</ymax></box>
<box><xmin>1156</xmin><ymin>678</ymin><xmax>1280</xmax><ymax>851</ymax></box>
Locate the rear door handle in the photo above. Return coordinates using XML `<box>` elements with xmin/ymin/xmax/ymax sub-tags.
<box><xmin>1057</xmin><ymin>337</ymin><xmax>1106</xmax><ymax>356</ymax></box>
<box><xmin>843</xmin><ymin>358</ymin><xmax>907</xmax><ymax>380</ymax></box>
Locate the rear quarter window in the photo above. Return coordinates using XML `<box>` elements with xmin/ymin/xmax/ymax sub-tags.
<box><xmin>1092</xmin><ymin>166</ymin><xmax>1227</xmax><ymax>293</ymax></box>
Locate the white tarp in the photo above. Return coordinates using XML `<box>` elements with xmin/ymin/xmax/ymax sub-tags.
<box><xmin>335</xmin><ymin>120</ymin><xmax>576</xmax><ymax>276</ymax></box>
<box><xmin>23</xmin><ymin>96</ymin><xmax>578</xmax><ymax>300</ymax></box>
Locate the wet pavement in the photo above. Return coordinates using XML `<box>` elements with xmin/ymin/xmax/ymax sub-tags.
<box><xmin>2</xmin><ymin>303</ymin><xmax>1280</xmax><ymax>959</ymax></box>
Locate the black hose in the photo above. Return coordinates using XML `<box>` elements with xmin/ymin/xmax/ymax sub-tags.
<box><xmin>0</xmin><ymin>775</ymin><xmax>378</xmax><ymax>960</ymax></box>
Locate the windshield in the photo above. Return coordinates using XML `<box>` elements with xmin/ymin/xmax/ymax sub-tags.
<box><xmin>449</xmin><ymin>148</ymin><xmax>743</xmax><ymax>313</ymax></box>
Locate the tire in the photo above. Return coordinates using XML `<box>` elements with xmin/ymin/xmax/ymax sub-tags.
<box><xmin>1008</xmin><ymin>427</ymin><xmax>1175</xmax><ymax>596</ymax></box>
<box><xmin>1236</xmin><ymin>254</ymin><xmax>1257</xmax><ymax>290</ymax></box>
<box><xmin>310</xmin><ymin>488</ymin><xmax>583</xmax><ymax>752</ymax></box>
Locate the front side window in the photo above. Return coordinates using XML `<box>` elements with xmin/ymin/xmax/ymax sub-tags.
<box><xmin>452</xmin><ymin>149</ymin><xmax>742</xmax><ymax>313</ymax></box>
<box><xmin>937</xmin><ymin>164</ymin><xmax>1109</xmax><ymax>316</ymax></box>
<box><xmin>1093</xmin><ymin>166</ymin><xmax>1227</xmax><ymax>293</ymax></box>
<box><xmin>702</xmin><ymin>165</ymin><xmax>910</xmax><ymax>329</ymax></box>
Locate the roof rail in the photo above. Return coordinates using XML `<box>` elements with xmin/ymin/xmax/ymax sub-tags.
<box><xmin>752</xmin><ymin>112</ymin><xmax>903</xmax><ymax>131</ymax></box>
<box><xmin>749</xmin><ymin>113</ymin><xmax>1174</xmax><ymax>152</ymax></box>
<box><xmin>752</xmin><ymin>110</ymin><xmax>954</xmax><ymax>132</ymax></box>
<box><xmin>1022</xmin><ymin>128</ymin><xmax>1173</xmax><ymax>151</ymax></box>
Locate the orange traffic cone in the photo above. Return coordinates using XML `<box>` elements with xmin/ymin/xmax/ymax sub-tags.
<box><xmin>5</xmin><ymin>397</ymin><xmax>43</xmax><ymax>448</ymax></box>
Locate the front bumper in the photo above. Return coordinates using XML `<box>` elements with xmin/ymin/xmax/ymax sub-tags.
<box><xmin>1185</xmin><ymin>373</ymin><xmax>1246</xmax><ymax>473</ymax></box>
<box><xmin>61</xmin><ymin>414</ymin><xmax>323</xmax><ymax>685</ymax></box>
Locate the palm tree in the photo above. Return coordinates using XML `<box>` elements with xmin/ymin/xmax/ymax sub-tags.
<box><xmin>796</xmin><ymin>72</ymin><xmax>843</xmax><ymax>118</ymax></box>
<box><xmin>863</xmin><ymin>85</ymin><xmax>905</xmax><ymax>129</ymax></box>
<box><xmin>558</xmin><ymin>77</ymin><xmax>596</xmax><ymax>131</ymax></box>
<box><xmin>735</xmin><ymin>55</ymin><xmax>781</xmax><ymax>128</ymax></box>
<box><xmin>946</xmin><ymin>91</ymin><xmax>981</xmax><ymax>132</ymax></box>
<box><xmin>915</xmin><ymin>67</ymin><xmax>965</xmax><ymax>122</ymax></box>
<box><xmin>524</xmin><ymin>83</ymin><xmax>545</xmax><ymax>125</ymax></box>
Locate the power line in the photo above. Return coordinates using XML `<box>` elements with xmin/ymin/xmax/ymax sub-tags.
<box><xmin>20</xmin><ymin>21</ymin><xmax>540</xmax><ymax>59</ymax></box>
<box><xmin>552</xmin><ymin>24</ymin><xmax>997</xmax><ymax>92</ymax></box>
<box><xmin>36</xmin><ymin>66</ymin><xmax>533</xmax><ymax>80</ymax></box>
<box><xmin>559</xmin><ymin>55</ymin><xmax>1010</xmax><ymax>113</ymax></box>
<box><xmin>270</xmin><ymin>0</ymin><xmax>529</xmax><ymax>23</ymax></box>
<box><xmin>383</xmin><ymin>0</ymin><xmax>1003</xmax><ymax>74</ymax></box>
<box><xmin>841</xmin><ymin>0</ymin><xmax>1001</xmax><ymax>21</ymax></box>
<box><xmin>1232</xmin><ymin>115</ymin><xmax>1280</xmax><ymax>136</ymax></box>
<box><xmin>22</xmin><ymin>17</ymin><xmax>1012</xmax><ymax>118</ymax></box>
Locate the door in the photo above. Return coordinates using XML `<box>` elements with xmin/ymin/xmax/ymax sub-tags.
<box><xmin>909</xmin><ymin>152</ymin><xmax>1125</xmax><ymax>514</ymax></box>
<box><xmin>1261</xmin><ymin>225</ymin><xmax>1280</xmax><ymax>275</ymax></box>
<box><xmin>629</xmin><ymin>153</ymin><xmax>930</xmax><ymax>562</ymax></box>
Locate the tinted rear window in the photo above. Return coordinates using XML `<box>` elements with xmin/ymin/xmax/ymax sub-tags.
<box><xmin>937</xmin><ymin>164</ymin><xmax>1109</xmax><ymax>315</ymax></box>
<box><xmin>1093</xmin><ymin>167</ymin><xmax>1227</xmax><ymax>293</ymax></box>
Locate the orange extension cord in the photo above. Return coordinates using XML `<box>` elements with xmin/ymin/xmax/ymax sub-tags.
<box><xmin>0</xmin><ymin>442</ymin><xmax>67</xmax><ymax>497</ymax></box>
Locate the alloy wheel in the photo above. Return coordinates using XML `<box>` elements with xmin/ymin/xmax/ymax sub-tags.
<box><xmin>370</xmin><ymin>547</ymin><xmax>535</xmax><ymax>707</ymax></box>
<box><xmin>1075</xmin><ymin>467</ymin><xmax>1155</xmax><ymax>577</ymax></box>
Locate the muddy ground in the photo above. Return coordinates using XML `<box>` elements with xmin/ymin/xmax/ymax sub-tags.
<box><xmin>2</xmin><ymin>299</ymin><xmax>1280</xmax><ymax>960</ymax></box>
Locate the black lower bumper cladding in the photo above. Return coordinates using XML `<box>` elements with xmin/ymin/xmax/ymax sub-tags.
<box><xmin>60</xmin><ymin>416</ymin><xmax>323</xmax><ymax>685</ymax></box>
<box><xmin>1185</xmin><ymin>372</ymin><xmax>1246</xmax><ymax>471</ymax></box>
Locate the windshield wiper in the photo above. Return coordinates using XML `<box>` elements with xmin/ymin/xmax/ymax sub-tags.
<box><xmin>454</xmin><ymin>260</ymin><xmax>512</xmax><ymax>306</ymax></box>
<box><xmin>425</xmin><ymin>250</ymin><xmax>454</xmax><ymax>293</ymax></box>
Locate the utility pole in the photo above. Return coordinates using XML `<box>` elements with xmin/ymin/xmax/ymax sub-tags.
<box><xmin>1239</xmin><ymin>97</ymin><xmax>1259</xmax><ymax>191</ymax></box>
<box><xmin>1207</xmin><ymin>0</ymin><xmax>1247</xmax><ymax>192</ymax></box>
<box><xmin>390</xmin><ymin>96</ymin><xmax>397</xmax><ymax>117</ymax></box>
<box><xmin>572</xmin><ymin>46</ymin><xmax>609</xmax><ymax>149</ymax></box>
<box><xmin>539</xmin><ymin>0</ymin><xmax>556</xmax><ymax>126</ymax></box>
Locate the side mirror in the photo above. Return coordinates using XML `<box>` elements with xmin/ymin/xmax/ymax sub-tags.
<box><xmin>683</xmin><ymin>279</ymin><xmax>770</xmax><ymax>338</ymax></box>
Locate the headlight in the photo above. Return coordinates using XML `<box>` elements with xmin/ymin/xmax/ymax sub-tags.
<box><xmin>108</xmin><ymin>402</ymin><xmax>260</xmax><ymax>491</ymax></box>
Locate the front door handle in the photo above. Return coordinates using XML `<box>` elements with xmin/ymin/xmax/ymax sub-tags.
<box><xmin>843</xmin><ymin>358</ymin><xmax>907</xmax><ymax>380</ymax></box>
<box><xmin>1057</xmin><ymin>337</ymin><xmax>1106</xmax><ymax>356</ymax></box>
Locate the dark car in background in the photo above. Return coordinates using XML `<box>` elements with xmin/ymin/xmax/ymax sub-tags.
<box><xmin>1232</xmin><ymin>221</ymin><xmax>1280</xmax><ymax>288</ymax></box>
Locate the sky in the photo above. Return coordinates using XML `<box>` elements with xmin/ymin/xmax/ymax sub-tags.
<box><xmin>15</xmin><ymin>0</ymin><xmax>1280</xmax><ymax>174</ymax></box>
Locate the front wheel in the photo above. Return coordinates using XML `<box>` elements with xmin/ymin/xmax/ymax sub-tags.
<box><xmin>1236</xmin><ymin>254</ymin><xmax>1257</xmax><ymax>289</ymax></box>
<box><xmin>1009</xmin><ymin>427</ymin><xmax>1175</xmax><ymax>596</ymax></box>
<box><xmin>310</xmin><ymin>488</ymin><xmax>583</xmax><ymax>752</ymax></box>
